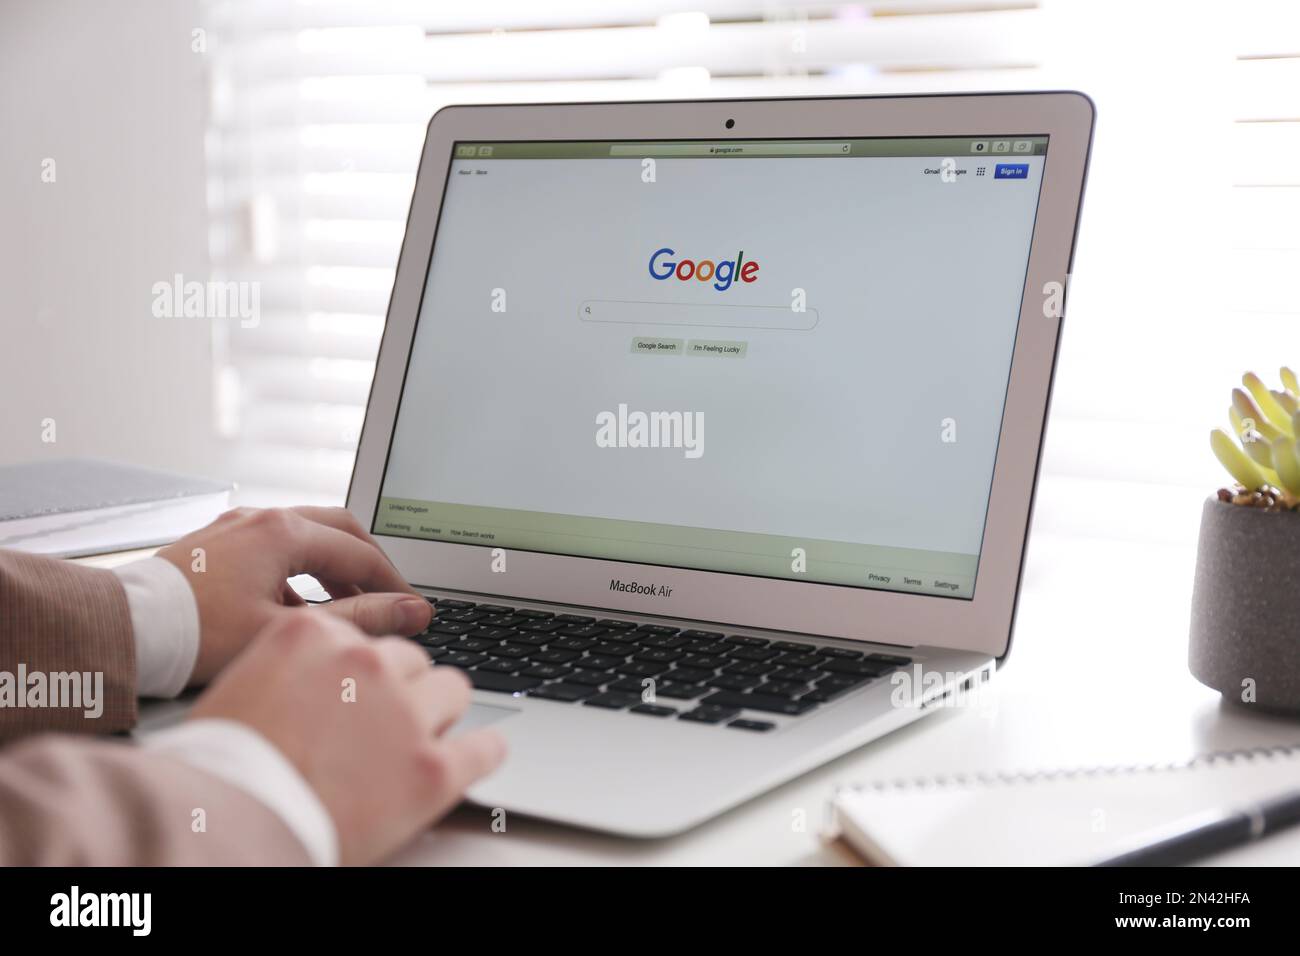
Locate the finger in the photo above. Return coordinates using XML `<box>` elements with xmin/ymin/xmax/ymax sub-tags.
<box><xmin>325</xmin><ymin>593</ymin><xmax>430</xmax><ymax>635</ymax></box>
<box><xmin>409</xmin><ymin>666</ymin><xmax>473</xmax><ymax>735</ymax></box>
<box><xmin>369</xmin><ymin>635</ymin><xmax>436</xmax><ymax>680</ymax></box>
<box><xmin>278</xmin><ymin>513</ymin><xmax>412</xmax><ymax>595</ymax></box>
<box><xmin>419</xmin><ymin>728</ymin><xmax>508</xmax><ymax>818</ymax></box>
<box><xmin>290</xmin><ymin>506</ymin><xmax>409</xmax><ymax>582</ymax></box>
<box><xmin>281</xmin><ymin>582</ymin><xmax>307</xmax><ymax>606</ymax></box>
<box><xmin>315</xmin><ymin>580</ymin><xmax>362</xmax><ymax>601</ymax></box>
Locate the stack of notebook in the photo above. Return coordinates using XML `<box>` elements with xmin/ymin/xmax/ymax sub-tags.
<box><xmin>0</xmin><ymin>458</ymin><xmax>233</xmax><ymax>558</ymax></box>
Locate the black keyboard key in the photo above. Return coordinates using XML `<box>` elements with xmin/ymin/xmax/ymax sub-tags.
<box><xmin>434</xmin><ymin>599</ymin><xmax>476</xmax><ymax>610</ymax></box>
<box><xmin>723</xmin><ymin>661</ymin><xmax>776</xmax><ymax>678</ymax></box>
<box><xmin>636</xmin><ymin>624</ymin><xmax>680</xmax><ymax>635</ymax></box>
<box><xmin>583</xmin><ymin>692</ymin><xmax>642</xmax><ymax>710</ymax></box>
<box><xmin>631</xmin><ymin>704</ymin><xmax>677</xmax><ymax>718</ymax></box>
<box><xmin>451</xmin><ymin>637</ymin><xmax>498</xmax><ymax>652</ymax></box>
<box><xmin>685</xmin><ymin>640</ymin><xmax>731</xmax><ymax>656</ymax></box>
<box><xmin>467</xmin><ymin>670</ymin><xmax>539</xmax><ymax>694</ymax></box>
<box><xmin>759</xmin><ymin>680</ymin><xmax>808</xmax><ymax>698</ymax></box>
<box><xmin>429</xmin><ymin>621</ymin><xmax>476</xmax><ymax>636</ymax></box>
<box><xmin>517</xmin><ymin>620</ymin><xmax>565</xmax><ymax>634</ymax></box>
<box><xmin>708</xmin><ymin>674</ymin><xmax>761</xmax><ymax>692</ymax></box>
<box><xmin>772</xmin><ymin>641</ymin><xmax>814</xmax><ymax>652</ymax></box>
<box><xmin>576</xmin><ymin>654</ymin><xmax>624</xmax><ymax>670</ymax></box>
<box><xmin>487</xmin><ymin>644</ymin><xmax>532</xmax><ymax>660</ymax></box>
<box><xmin>482</xmin><ymin>615</ymin><xmax>528</xmax><ymax>628</ymax></box>
<box><xmin>770</xmin><ymin>667</ymin><xmax>824</xmax><ymax>683</ymax></box>
<box><xmin>679</xmin><ymin>704</ymin><xmax>740</xmax><ymax>724</ymax></box>
<box><xmin>599</xmin><ymin>632</ymin><xmax>641</xmax><ymax>645</ymax></box>
<box><xmin>607</xmin><ymin>677</ymin><xmax>654</xmax><ymax>694</ymax></box>
<box><xmin>729</xmin><ymin>646</ymin><xmax>779</xmax><ymax>662</ymax></box>
<box><xmin>503</xmin><ymin>632</ymin><xmax>549</xmax><ymax>647</ymax></box>
<box><xmin>419</xmin><ymin>632</ymin><xmax>462</xmax><ymax>648</ymax></box>
<box><xmin>557</xmin><ymin>625</ymin><xmax>607</xmax><ymax>639</ymax></box>
<box><xmin>819</xmin><ymin>646</ymin><xmax>863</xmax><ymax>659</ymax></box>
<box><xmin>476</xmin><ymin>604</ymin><xmax>515</xmax><ymax>615</ymax></box>
<box><xmin>514</xmin><ymin>608</ymin><xmax>555</xmax><ymax>620</ymax></box>
<box><xmin>592</xmin><ymin>642</ymin><xmax>633</xmax><ymax>657</ymax></box>
<box><xmin>866</xmin><ymin>653</ymin><xmax>912</xmax><ymax>667</ymax></box>
<box><xmin>680</xmin><ymin>629</ymin><xmax>724</xmax><ymax>640</ymax></box>
<box><xmin>724</xmin><ymin>635</ymin><xmax>768</xmax><ymax>647</ymax></box>
<box><xmin>532</xmin><ymin>649</ymin><xmax>579</xmax><ymax>664</ymax></box>
<box><xmin>422</xmin><ymin>646</ymin><xmax>448</xmax><ymax>660</ymax></box>
<box><xmin>470</xmin><ymin>626</ymin><xmax>515</xmax><ymax>641</ymax></box>
<box><xmin>477</xmin><ymin>658</ymin><xmax>521</xmax><ymax>674</ymax></box>
<box><xmin>596</xmin><ymin>619</ymin><xmax>638</xmax><ymax>630</ymax></box>
<box><xmin>680</xmin><ymin>654</ymin><xmax>724</xmax><ymax>669</ymax></box>
<box><xmin>638</xmin><ymin>633</ymin><xmax>690</xmax><ymax>649</ymax></box>
<box><xmin>440</xmin><ymin>651</ymin><xmax>489</xmax><ymax>668</ymax></box>
<box><xmin>528</xmin><ymin>683</ymin><xmax>595</xmax><ymax>702</ymax></box>
<box><xmin>774</xmin><ymin>652</ymin><xmax>828</xmax><ymax>668</ymax></box>
<box><xmin>555</xmin><ymin>614</ymin><xmax>596</xmax><ymax>625</ymax></box>
<box><xmin>617</xmin><ymin>660</ymin><xmax>670</xmax><ymax>678</ymax></box>
<box><xmin>566</xmin><ymin>669</ymin><xmax>613</xmax><ymax>687</ymax></box>
<box><xmin>816</xmin><ymin>674</ymin><xmax>869</xmax><ymax>692</ymax></box>
<box><xmin>439</xmin><ymin>609</ymin><xmax>490</xmax><ymax>623</ymax></box>
<box><xmin>824</xmin><ymin>658</ymin><xmax>891</xmax><ymax>678</ymax></box>
<box><xmin>701</xmin><ymin>691</ymin><xmax>817</xmax><ymax>716</ymax></box>
<box><xmin>521</xmin><ymin>663</ymin><xmax>572</xmax><ymax>680</ymax></box>
<box><xmin>653</xmin><ymin>681</ymin><xmax>708</xmax><ymax>700</ymax></box>
<box><xmin>667</xmin><ymin>666</ymin><xmax>714</xmax><ymax>683</ymax></box>
<box><xmin>635</xmin><ymin>648</ymin><xmax>683</xmax><ymax>664</ymax></box>
<box><xmin>728</xmin><ymin>719</ymin><xmax>775</xmax><ymax>732</ymax></box>
<box><xmin>551</xmin><ymin>636</ymin><xmax>598</xmax><ymax>651</ymax></box>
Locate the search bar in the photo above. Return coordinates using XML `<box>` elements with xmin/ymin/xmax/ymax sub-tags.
<box><xmin>580</xmin><ymin>299</ymin><xmax>819</xmax><ymax>331</ymax></box>
<box><xmin>608</xmin><ymin>142</ymin><xmax>852</xmax><ymax>157</ymax></box>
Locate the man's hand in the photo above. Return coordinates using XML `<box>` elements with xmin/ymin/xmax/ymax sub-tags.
<box><xmin>188</xmin><ymin>611</ymin><xmax>505</xmax><ymax>865</ymax></box>
<box><xmin>158</xmin><ymin>507</ymin><xmax>431</xmax><ymax>686</ymax></box>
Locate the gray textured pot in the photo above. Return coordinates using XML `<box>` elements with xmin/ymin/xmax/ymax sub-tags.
<box><xmin>1189</xmin><ymin>497</ymin><xmax>1300</xmax><ymax>713</ymax></box>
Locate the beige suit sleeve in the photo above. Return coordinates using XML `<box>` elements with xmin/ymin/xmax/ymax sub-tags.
<box><xmin>0</xmin><ymin>734</ymin><xmax>313</xmax><ymax>865</ymax></box>
<box><xmin>0</xmin><ymin>549</ymin><xmax>137</xmax><ymax>740</ymax></box>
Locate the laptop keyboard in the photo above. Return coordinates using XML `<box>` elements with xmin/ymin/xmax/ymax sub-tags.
<box><xmin>412</xmin><ymin>597</ymin><xmax>911</xmax><ymax>733</ymax></box>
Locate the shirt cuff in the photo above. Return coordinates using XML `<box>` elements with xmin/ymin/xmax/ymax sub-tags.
<box><xmin>144</xmin><ymin>718</ymin><xmax>340</xmax><ymax>867</ymax></box>
<box><xmin>112</xmin><ymin>556</ymin><xmax>200</xmax><ymax>698</ymax></box>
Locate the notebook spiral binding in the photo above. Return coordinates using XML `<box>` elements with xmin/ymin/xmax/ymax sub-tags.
<box><xmin>836</xmin><ymin>742</ymin><xmax>1300</xmax><ymax>795</ymax></box>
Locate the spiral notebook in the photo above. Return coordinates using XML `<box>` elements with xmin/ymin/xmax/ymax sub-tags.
<box><xmin>828</xmin><ymin>745</ymin><xmax>1300</xmax><ymax>866</ymax></box>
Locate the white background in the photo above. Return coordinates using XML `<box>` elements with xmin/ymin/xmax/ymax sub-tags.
<box><xmin>382</xmin><ymin>152</ymin><xmax>1045</xmax><ymax>556</ymax></box>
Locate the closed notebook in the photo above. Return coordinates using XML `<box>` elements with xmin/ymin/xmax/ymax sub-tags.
<box><xmin>0</xmin><ymin>458</ymin><xmax>233</xmax><ymax>558</ymax></box>
<box><xmin>829</xmin><ymin>745</ymin><xmax>1300</xmax><ymax>866</ymax></box>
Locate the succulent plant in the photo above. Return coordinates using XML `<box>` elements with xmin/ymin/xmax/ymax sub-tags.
<box><xmin>1211</xmin><ymin>367</ymin><xmax>1300</xmax><ymax>511</ymax></box>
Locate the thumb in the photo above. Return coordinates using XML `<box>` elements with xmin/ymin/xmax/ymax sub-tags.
<box><xmin>324</xmin><ymin>593</ymin><xmax>431</xmax><ymax>636</ymax></box>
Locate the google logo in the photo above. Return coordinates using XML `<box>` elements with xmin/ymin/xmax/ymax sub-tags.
<box><xmin>648</xmin><ymin>247</ymin><xmax>759</xmax><ymax>292</ymax></box>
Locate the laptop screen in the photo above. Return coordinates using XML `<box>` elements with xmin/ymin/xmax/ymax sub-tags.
<box><xmin>373</xmin><ymin>136</ymin><xmax>1050</xmax><ymax>600</ymax></box>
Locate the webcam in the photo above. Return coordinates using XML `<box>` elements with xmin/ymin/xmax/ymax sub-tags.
<box><xmin>725</xmin><ymin>118</ymin><xmax>735</xmax><ymax>129</ymax></box>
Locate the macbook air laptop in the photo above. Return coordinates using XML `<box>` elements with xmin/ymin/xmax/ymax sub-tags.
<box><xmin>346</xmin><ymin>92</ymin><xmax>1094</xmax><ymax>836</ymax></box>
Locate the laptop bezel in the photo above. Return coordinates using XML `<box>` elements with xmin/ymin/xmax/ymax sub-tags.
<box><xmin>346</xmin><ymin>92</ymin><xmax>1094</xmax><ymax>659</ymax></box>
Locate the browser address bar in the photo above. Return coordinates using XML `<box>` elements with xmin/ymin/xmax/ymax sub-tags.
<box><xmin>608</xmin><ymin>142</ymin><xmax>852</xmax><ymax>157</ymax></box>
<box><xmin>580</xmin><ymin>299</ymin><xmax>819</xmax><ymax>331</ymax></box>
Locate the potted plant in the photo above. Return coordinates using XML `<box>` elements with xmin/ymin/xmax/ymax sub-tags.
<box><xmin>1189</xmin><ymin>367</ymin><xmax>1300</xmax><ymax>711</ymax></box>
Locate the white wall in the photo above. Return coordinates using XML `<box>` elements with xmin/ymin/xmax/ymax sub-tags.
<box><xmin>0</xmin><ymin>0</ymin><xmax>221</xmax><ymax>479</ymax></box>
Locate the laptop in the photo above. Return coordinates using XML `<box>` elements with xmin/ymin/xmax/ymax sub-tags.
<box><xmin>346</xmin><ymin>92</ymin><xmax>1094</xmax><ymax>836</ymax></box>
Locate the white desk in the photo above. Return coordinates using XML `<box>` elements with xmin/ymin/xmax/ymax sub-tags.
<box><xmin>122</xmin><ymin>530</ymin><xmax>1300</xmax><ymax>866</ymax></box>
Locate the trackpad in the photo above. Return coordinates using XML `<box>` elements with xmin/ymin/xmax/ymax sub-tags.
<box><xmin>453</xmin><ymin>702</ymin><xmax>520</xmax><ymax>733</ymax></box>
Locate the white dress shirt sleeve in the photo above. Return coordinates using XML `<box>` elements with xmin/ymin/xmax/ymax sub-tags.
<box><xmin>143</xmin><ymin>719</ymin><xmax>340</xmax><ymax>867</ymax></box>
<box><xmin>112</xmin><ymin>556</ymin><xmax>340</xmax><ymax>867</ymax></box>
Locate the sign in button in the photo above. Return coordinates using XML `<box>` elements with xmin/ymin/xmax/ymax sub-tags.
<box><xmin>994</xmin><ymin>163</ymin><xmax>1029</xmax><ymax>180</ymax></box>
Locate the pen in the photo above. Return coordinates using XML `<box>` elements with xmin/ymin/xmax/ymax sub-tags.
<box><xmin>1094</xmin><ymin>789</ymin><xmax>1300</xmax><ymax>866</ymax></box>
